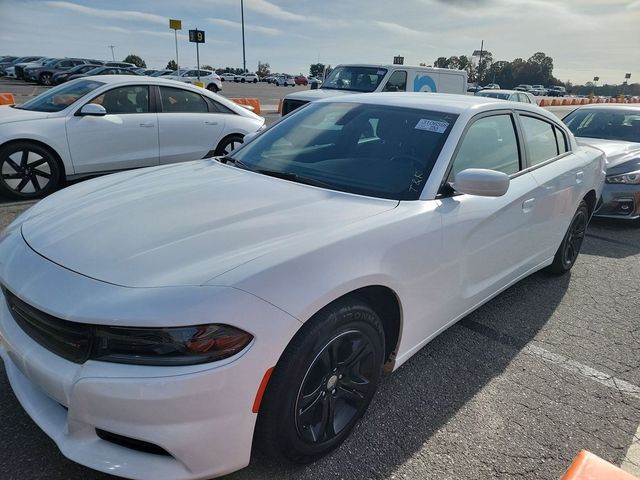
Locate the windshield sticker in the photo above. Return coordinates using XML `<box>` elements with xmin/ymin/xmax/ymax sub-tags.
<box><xmin>415</xmin><ymin>119</ymin><xmax>449</xmax><ymax>133</ymax></box>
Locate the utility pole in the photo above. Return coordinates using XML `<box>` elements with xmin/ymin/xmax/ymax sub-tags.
<box><xmin>241</xmin><ymin>0</ymin><xmax>247</xmax><ymax>73</ymax></box>
<box><xmin>478</xmin><ymin>40</ymin><xmax>484</xmax><ymax>85</ymax></box>
<box><xmin>108</xmin><ymin>45</ymin><xmax>115</xmax><ymax>61</ymax></box>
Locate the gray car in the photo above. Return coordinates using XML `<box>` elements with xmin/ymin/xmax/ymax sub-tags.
<box><xmin>563</xmin><ymin>104</ymin><xmax>640</xmax><ymax>222</ymax></box>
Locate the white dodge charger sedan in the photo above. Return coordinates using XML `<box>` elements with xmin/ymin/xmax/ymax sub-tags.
<box><xmin>0</xmin><ymin>75</ymin><xmax>265</xmax><ymax>200</ymax></box>
<box><xmin>0</xmin><ymin>93</ymin><xmax>604</xmax><ymax>479</ymax></box>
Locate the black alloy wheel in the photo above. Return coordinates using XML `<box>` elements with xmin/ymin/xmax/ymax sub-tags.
<box><xmin>214</xmin><ymin>134</ymin><xmax>244</xmax><ymax>156</ymax></box>
<box><xmin>548</xmin><ymin>200</ymin><xmax>589</xmax><ymax>274</ymax></box>
<box><xmin>255</xmin><ymin>298</ymin><xmax>385</xmax><ymax>463</ymax></box>
<box><xmin>39</xmin><ymin>72</ymin><xmax>53</xmax><ymax>86</ymax></box>
<box><xmin>295</xmin><ymin>330</ymin><xmax>378</xmax><ymax>444</ymax></box>
<box><xmin>0</xmin><ymin>142</ymin><xmax>61</xmax><ymax>200</ymax></box>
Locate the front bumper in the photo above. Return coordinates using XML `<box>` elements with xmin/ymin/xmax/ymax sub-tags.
<box><xmin>0</xmin><ymin>228</ymin><xmax>301</xmax><ymax>479</ymax></box>
<box><xmin>594</xmin><ymin>183</ymin><xmax>640</xmax><ymax>220</ymax></box>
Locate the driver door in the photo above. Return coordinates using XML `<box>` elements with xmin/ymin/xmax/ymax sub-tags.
<box><xmin>66</xmin><ymin>85</ymin><xmax>159</xmax><ymax>173</ymax></box>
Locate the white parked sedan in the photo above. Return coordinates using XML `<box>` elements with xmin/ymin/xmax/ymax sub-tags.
<box><xmin>164</xmin><ymin>68</ymin><xmax>222</xmax><ymax>92</ymax></box>
<box><xmin>0</xmin><ymin>75</ymin><xmax>264</xmax><ymax>199</ymax></box>
<box><xmin>476</xmin><ymin>89</ymin><xmax>536</xmax><ymax>104</ymax></box>
<box><xmin>0</xmin><ymin>93</ymin><xmax>604</xmax><ymax>480</ymax></box>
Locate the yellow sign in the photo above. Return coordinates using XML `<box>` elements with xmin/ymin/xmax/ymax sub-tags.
<box><xmin>169</xmin><ymin>19</ymin><xmax>182</xmax><ymax>30</ymax></box>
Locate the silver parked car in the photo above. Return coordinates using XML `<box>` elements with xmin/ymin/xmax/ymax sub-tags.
<box><xmin>476</xmin><ymin>89</ymin><xmax>536</xmax><ymax>104</ymax></box>
<box><xmin>563</xmin><ymin>104</ymin><xmax>640</xmax><ymax>222</ymax></box>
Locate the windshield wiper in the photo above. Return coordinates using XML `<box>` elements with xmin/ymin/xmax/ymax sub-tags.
<box><xmin>220</xmin><ymin>156</ymin><xmax>255</xmax><ymax>171</ymax></box>
<box><xmin>254</xmin><ymin>169</ymin><xmax>334</xmax><ymax>189</ymax></box>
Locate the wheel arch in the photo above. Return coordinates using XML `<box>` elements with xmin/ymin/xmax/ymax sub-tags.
<box><xmin>583</xmin><ymin>189</ymin><xmax>597</xmax><ymax>217</ymax></box>
<box><xmin>0</xmin><ymin>138</ymin><xmax>67</xmax><ymax>178</ymax></box>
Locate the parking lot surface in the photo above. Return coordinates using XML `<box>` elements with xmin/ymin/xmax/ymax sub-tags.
<box><xmin>0</xmin><ymin>196</ymin><xmax>638</xmax><ymax>479</ymax></box>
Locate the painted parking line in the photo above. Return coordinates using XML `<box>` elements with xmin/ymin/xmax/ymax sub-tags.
<box><xmin>621</xmin><ymin>425</ymin><xmax>640</xmax><ymax>475</ymax></box>
<box><xmin>523</xmin><ymin>343</ymin><xmax>640</xmax><ymax>401</ymax></box>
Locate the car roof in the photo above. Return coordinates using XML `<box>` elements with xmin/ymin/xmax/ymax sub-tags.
<box><xmin>572</xmin><ymin>104</ymin><xmax>640</xmax><ymax>111</ymax></box>
<box><xmin>478</xmin><ymin>89</ymin><xmax>521</xmax><ymax>95</ymax></box>
<box><xmin>315</xmin><ymin>92</ymin><xmax>547</xmax><ymax>116</ymax></box>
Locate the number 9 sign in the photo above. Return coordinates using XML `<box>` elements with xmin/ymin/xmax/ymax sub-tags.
<box><xmin>189</xmin><ymin>29</ymin><xmax>205</xmax><ymax>43</ymax></box>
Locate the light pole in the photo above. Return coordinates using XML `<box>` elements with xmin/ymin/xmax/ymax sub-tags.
<box><xmin>108</xmin><ymin>45</ymin><xmax>115</xmax><ymax>61</ymax></box>
<box><xmin>241</xmin><ymin>0</ymin><xmax>246</xmax><ymax>73</ymax></box>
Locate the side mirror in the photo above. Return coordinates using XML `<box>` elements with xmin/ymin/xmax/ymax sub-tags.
<box><xmin>454</xmin><ymin>168</ymin><xmax>510</xmax><ymax>197</ymax></box>
<box><xmin>78</xmin><ymin>104</ymin><xmax>107</xmax><ymax>116</ymax></box>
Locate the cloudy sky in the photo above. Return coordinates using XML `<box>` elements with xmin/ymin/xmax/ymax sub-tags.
<box><xmin>1</xmin><ymin>0</ymin><xmax>638</xmax><ymax>84</ymax></box>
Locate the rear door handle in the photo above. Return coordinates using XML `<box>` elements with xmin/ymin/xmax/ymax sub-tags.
<box><xmin>139</xmin><ymin>123</ymin><xmax>155</xmax><ymax>128</ymax></box>
<box><xmin>204</xmin><ymin>121</ymin><xmax>219</xmax><ymax>126</ymax></box>
<box><xmin>522</xmin><ymin>198</ymin><xmax>535</xmax><ymax>213</ymax></box>
<box><xmin>576</xmin><ymin>171</ymin><xmax>584</xmax><ymax>184</ymax></box>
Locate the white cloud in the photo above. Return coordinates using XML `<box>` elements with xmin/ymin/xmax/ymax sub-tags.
<box><xmin>375</xmin><ymin>21</ymin><xmax>425</xmax><ymax>37</ymax></box>
<box><xmin>208</xmin><ymin>17</ymin><xmax>280</xmax><ymax>35</ymax></box>
<box><xmin>44</xmin><ymin>1</ymin><xmax>167</xmax><ymax>25</ymax></box>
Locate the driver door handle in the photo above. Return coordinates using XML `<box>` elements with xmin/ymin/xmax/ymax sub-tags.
<box><xmin>522</xmin><ymin>198</ymin><xmax>535</xmax><ymax>213</ymax></box>
<box><xmin>205</xmin><ymin>121</ymin><xmax>219</xmax><ymax>126</ymax></box>
<box><xmin>139</xmin><ymin>123</ymin><xmax>155</xmax><ymax>128</ymax></box>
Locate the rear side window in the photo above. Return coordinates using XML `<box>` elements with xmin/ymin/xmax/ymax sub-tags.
<box><xmin>554</xmin><ymin>126</ymin><xmax>568</xmax><ymax>153</ymax></box>
<box><xmin>521</xmin><ymin>116</ymin><xmax>559</xmax><ymax>166</ymax></box>
<box><xmin>159</xmin><ymin>86</ymin><xmax>208</xmax><ymax>113</ymax></box>
<box><xmin>450</xmin><ymin>114</ymin><xmax>520</xmax><ymax>179</ymax></box>
<box><xmin>382</xmin><ymin>71</ymin><xmax>407</xmax><ymax>92</ymax></box>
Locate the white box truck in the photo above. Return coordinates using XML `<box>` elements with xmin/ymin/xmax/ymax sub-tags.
<box><xmin>281</xmin><ymin>64</ymin><xmax>467</xmax><ymax>115</ymax></box>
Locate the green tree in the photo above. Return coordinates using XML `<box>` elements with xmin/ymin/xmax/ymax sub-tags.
<box><xmin>434</xmin><ymin>57</ymin><xmax>449</xmax><ymax>68</ymax></box>
<box><xmin>166</xmin><ymin>60</ymin><xmax>177</xmax><ymax>70</ymax></box>
<box><xmin>201</xmin><ymin>65</ymin><xmax>214</xmax><ymax>71</ymax></box>
<box><xmin>257</xmin><ymin>61</ymin><xmax>270</xmax><ymax>78</ymax></box>
<box><xmin>124</xmin><ymin>54</ymin><xmax>146</xmax><ymax>68</ymax></box>
<box><xmin>309</xmin><ymin>63</ymin><xmax>325</xmax><ymax>78</ymax></box>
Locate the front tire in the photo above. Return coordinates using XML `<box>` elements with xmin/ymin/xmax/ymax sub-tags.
<box><xmin>256</xmin><ymin>298</ymin><xmax>385</xmax><ymax>463</ymax></box>
<box><xmin>39</xmin><ymin>72</ymin><xmax>53</xmax><ymax>86</ymax></box>
<box><xmin>0</xmin><ymin>142</ymin><xmax>61</xmax><ymax>200</ymax></box>
<box><xmin>548</xmin><ymin>200</ymin><xmax>589</xmax><ymax>275</ymax></box>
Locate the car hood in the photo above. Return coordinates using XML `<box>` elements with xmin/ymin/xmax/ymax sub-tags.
<box><xmin>21</xmin><ymin>161</ymin><xmax>397</xmax><ymax>288</ymax></box>
<box><xmin>0</xmin><ymin>105</ymin><xmax>52</xmax><ymax>123</ymax></box>
<box><xmin>284</xmin><ymin>88</ymin><xmax>355</xmax><ymax>102</ymax></box>
<box><xmin>576</xmin><ymin>138</ymin><xmax>640</xmax><ymax>168</ymax></box>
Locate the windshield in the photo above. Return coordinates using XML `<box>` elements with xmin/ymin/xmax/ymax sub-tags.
<box><xmin>16</xmin><ymin>79</ymin><xmax>104</xmax><ymax>112</ymax></box>
<box><xmin>322</xmin><ymin>66</ymin><xmax>387</xmax><ymax>92</ymax></box>
<box><xmin>229</xmin><ymin>102</ymin><xmax>457</xmax><ymax>200</ymax></box>
<box><xmin>478</xmin><ymin>92</ymin><xmax>510</xmax><ymax>100</ymax></box>
<box><xmin>563</xmin><ymin>109</ymin><xmax>640</xmax><ymax>143</ymax></box>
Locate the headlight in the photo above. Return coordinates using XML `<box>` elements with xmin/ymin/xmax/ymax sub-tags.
<box><xmin>605</xmin><ymin>170</ymin><xmax>640</xmax><ymax>184</ymax></box>
<box><xmin>92</xmin><ymin>324</ymin><xmax>253</xmax><ymax>366</ymax></box>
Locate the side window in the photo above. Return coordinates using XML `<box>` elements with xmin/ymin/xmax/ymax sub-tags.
<box><xmin>519</xmin><ymin>93</ymin><xmax>531</xmax><ymax>104</ymax></box>
<box><xmin>90</xmin><ymin>86</ymin><xmax>149</xmax><ymax>114</ymax></box>
<box><xmin>450</xmin><ymin>114</ymin><xmax>520</xmax><ymax>179</ymax></box>
<box><xmin>207</xmin><ymin>98</ymin><xmax>235</xmax><ymax>114</ymax></box>
<box><xmin>199</xmin><ymin>70</ymin><xmax>212</xmax><ymax>77</ymax></box>
<box><xmin>184</xmin><ymin>70</ymin><xmax>197</xmax><ymax>77</ymax></box>
<box><xmin>554</xmin><ymin>126</ymin><xmax>568</xmax><ymax>153</ymax></box>
<box><xmin>382</xmin><ymin>71</ymin><xmax>407</xmax><ymax>92</ymax></box>
<box><xmin>60</xmin><ymin>60</ymin><xmax>72</xmax><ymax>68</ymax></box>
<box><xmin>521</xmin><ymin>116</ymin><xmax>559</xmax><ymax>166</ymax></box>
<box><xmin>159</xmin><ymin>86</ymin><xmax>208</xmax><ymax>113</ymax></box>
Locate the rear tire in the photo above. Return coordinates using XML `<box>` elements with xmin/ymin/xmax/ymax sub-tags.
<box><xmin>255</xmin><ymin>298</ymin><xmax>385</xmax><ymax>463</ymax></box>
<box><xmin>39</xmin><ymin>72</ymin><xmax>53</xmax><ymax>86</ymax></box>
<box><xmin>214</xmin><ymin>134</ymin><xmax>244</xmax><ymax>156</ymax></box>
<box><xmin>547</xmin><ymin>201</ymin><xmax>589</xmax><ymax>275</ymax></box>
<box><xmin>0</xmin><ymin>141</ymin><xmax>61</xmax><ymax>200</ymax></box>
<box><xmin>207</xmin><ymin>83</ymin><xmax>219</xmax><ymax>93</ymax></box>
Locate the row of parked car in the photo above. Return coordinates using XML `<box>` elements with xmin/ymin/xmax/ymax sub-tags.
<box><xmin>468</xmin><ymin>82</ymin><xmax>567</xmax><ymax>96</ymax></box>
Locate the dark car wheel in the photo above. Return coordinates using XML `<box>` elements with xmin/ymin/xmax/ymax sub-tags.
<box><xmin>548</xmin><ymin>200</ymin><xmax>589</xmax><ymax>275</ymax></box>
<box><xmin>39</xmin><ymin>72</ymin><xmax>53</xmax><ymax>86</ymax></box>
<box><xmin>256</xmin><ymin>297</ymin><xmax>385</xmax><ymax>463</ymax></box>
<box><xmin>214</xmin><ymin>134</ymin><xmax>244</xmax><ymax>156</ymax></box>
<box><xmin>0</xmin><ymin>142</ymin><xmax>61</xmax><ymax>200</ymax></box>
<box><xmin>207</xmin><ymin>83</ymin><xmax>219</xmax><ymax>93</ymax></box>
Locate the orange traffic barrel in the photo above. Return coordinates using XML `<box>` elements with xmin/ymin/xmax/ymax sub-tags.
<box><xmin>0</xmin><ymin>93</ymin><xmax>15</xmax><ymax>105</ymax></box>
<box><xmin>561</xmin><ymin>450</ymin><xmax>639</xmax><ymax>480</ymax></box>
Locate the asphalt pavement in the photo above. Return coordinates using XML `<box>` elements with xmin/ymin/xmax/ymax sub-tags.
<box><xmin>0</xmin><ymin>78</ymin><xmax>638</xmax><ymax>480</ymax></box>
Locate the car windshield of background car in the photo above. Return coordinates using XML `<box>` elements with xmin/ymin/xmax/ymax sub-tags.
<box><xmin>14</xmin><ymin>79</ymin><xmax>104</xmax><ymax>112</ymax></box>
<box><xmin>564</xmin><ymin>109</ymin><xmax>640</xmax><ymax>143</ymax></box>
<box><xmin>230</xmin><ymin>101</ymin><xmax>458</xmax><ymax>200</ymax></box>
<box><xmin>322</xmin><ymin>66</ymin><xmax>387</xmax><ymax>92</ymax></box>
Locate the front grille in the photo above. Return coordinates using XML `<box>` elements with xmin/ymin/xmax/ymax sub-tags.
<box><xmin>281</xmin><ymin>99</ymin><xmax>308</xmax><ymax>116</ymax></box>
<box><xmin>3</xmin><ymin>288</ymin><xmax>92</xmax><ymax>363</ymax></box>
